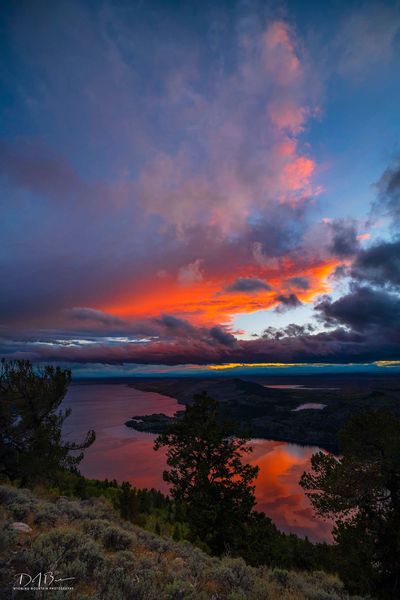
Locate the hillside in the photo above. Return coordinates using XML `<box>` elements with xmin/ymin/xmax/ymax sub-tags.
<box><xmin>126</xmin><ymin>376</ymin><xmax>400</xmax><ymax>451</ymax></box>
<box><xmin>0</xmin><ymin>484</ymin><xmax>365</xmax><ymax>600</ymax></box>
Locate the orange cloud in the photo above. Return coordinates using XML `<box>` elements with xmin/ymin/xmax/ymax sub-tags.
<box><xmin>103</xmin><ymin>256</ymin><xmax>340</xmax><ymax>327</ymax></box>
<box><xmin>283</xmin><ymin>156</ymin><xmax>315</xmax><ymax>192</ymax></box>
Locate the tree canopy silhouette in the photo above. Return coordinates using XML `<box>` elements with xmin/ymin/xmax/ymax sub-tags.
<box><xmin>155</xmin><ymin>392</ymin><xmax>259</xmax><ymax>554</ymax></box>
<box><xmin>300</xmin><ymin>410</ymin><xmax>400</xmax><ymax>598</ymax></box>
<box><xmin>0</xmin><ymin>359</ymin><xmax>95</xmax><ymax>485</ymax></box>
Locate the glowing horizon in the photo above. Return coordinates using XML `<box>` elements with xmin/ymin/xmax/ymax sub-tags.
<box><xmin>1</xmin><ymin>1</ymin><xmax>400</xmax><ymax>371</ymax></box>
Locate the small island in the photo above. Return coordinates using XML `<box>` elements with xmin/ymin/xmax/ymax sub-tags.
<box><xmin>126</xmin><ymin>411</ymin><xmax>184</xmax><ymax>433</ymax></box>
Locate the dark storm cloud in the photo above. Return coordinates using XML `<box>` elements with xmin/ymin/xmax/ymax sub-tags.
<box><xmin>286</xmin><ymin>276</ymin><xmax>310</xmax><ymax>290</ymax></box>
<box><xmin>275</xmin><ymin>294</ymin><xmax>302</xmax><ymax>313</ymax></box>
<box><xmin>263</xmin><ymin>323</ymin><xmax>316</xmax><ymax>339</ymax></box>
<box><xmin>209</xmin><ymin>326</ymin><xmax>237</xmax><ymax>347</ymax></box>
<box><xmin>330</xmin><ymin>264</ymin><xmax>350</xmax><ymax>280</ymax></box>
<box><xmin>155</xmin><ymin>314</ymin><xmax>195</xmax><ymax>332</ymax></box>
<box><xmin>348</xmin><ymin>159</ymin><xmax>400</xmax><ymax>289</ymax></box>
<box><xmin>3</xmin><ymin>321</ymin><xmax>398</xmax><ymax>365</ymax></box>
<box><xmin>66</xmin><ymin>307</ymin><xmax>126</xmax><ymax>326</ymax></box>
<box><xmin>374</xmin><ymin>159</ymin><xmax>400</xmax><ymax>222</ymax></box>
<box><xmin>351</xmin><ymin>239</ymin><xmax>400</xmax><ymax>288</ymax></box>
<box><xmin>328</xmin><ymin>219</ymin><xmax>359</xmax><ymax>258</ymax></box>
<box><xmin>315</xmin><ymin>285</ymin><xmax>400</xmax><ymax>333</ymax></box>
<box><xmin>225</xmin><ymin>277</ymin><xmax>272</xmax><ymax>293</ymax></box>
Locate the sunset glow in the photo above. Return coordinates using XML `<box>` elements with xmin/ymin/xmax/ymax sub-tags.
<box><xmin>1</xmin><ymin>0</ymin><xmax>399</xmax><ymax>371</ymax></box>
<box><xmin>2</xmin><ymin>5</ymin><xmax>400</xmax><ymax>596</ymax></box>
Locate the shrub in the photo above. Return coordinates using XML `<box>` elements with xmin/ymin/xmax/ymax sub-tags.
<box><xmin>163</xmin><ymin>578</ymin><xmax>196</xmax><ymax>599</ymax></box>
<box><xmin>101</xmin><ymin>526</ymin><xmax>135</xmax><ymax>551</ymax></box>
<box><xmin>0</xmin><ymin>485</ymin><xmax>36</xmax><ymax>520</ymax></box>
<box><xmin>33</xmin><ymin>502</ymin><xmax>59</xmax><ymax>526</ymax></box>
<box><xmin>0</xmin><ymin>521</ymin><xmax>16</xmax><ymax>552</ymax></box>
<box><xmin>8</xmin><ymin>500</ymin><xmax>32</xmax><ymax>520</ymax></box>
<box><xmin>94</xmin><ymin>553</ymin><xmax>140</xmax><ymax>600</ymax></box>
<box><xmin>81</xmin><ymin>518</ymin><xmax>111</xmax><ymax>539</ymax></box>
<box><xmin>80</xmin><ymin>497</ymin><xmax>116</xmax><ymax>521</ymax></box>
<box><xmin>56</xmin><ymin>497</ymin><xmax>85</xmax><ymax>520</ymax></box>
<box><xmin>270</xmin><ymin>568</ymin><xmax>290</xmax><ymax>587</ymax></box>
<box><xmin>227</xmin><ymin>592</ymin><xmax>249</xmax><ymax>600</ymax></box>
<box><xmin>0</xmin><ymin>485</ymin><xmax>34</xmax><ymax>505</ymax></box>
<box><xmin>135</xmin><ymin>528</ymin><xmax>170</xmax><ymax>553</ymax></box>
<box><xmin>204</xmin><ymin>557</ymin><xmax>253</xmax><ymax>593</ymax></box>
<box><xmin>25</xmin><ymin>528</ymin><xmax>104</xmax><ymax>574</ymax></box>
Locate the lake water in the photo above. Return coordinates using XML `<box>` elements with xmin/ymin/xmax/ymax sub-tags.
<box><xmin>266</xmin><ymin>385</ymin><xmax>339</xmax><ymax>391</ymax></box>
<box><xmin>292</xmin><ymin>403</ymin><xmax>327</xmax><ymax>411</ymax></box>
<box><xmin>62</xmin><ymin>383</ymin><xmax>332</xmax><ymax>542</ymax></box>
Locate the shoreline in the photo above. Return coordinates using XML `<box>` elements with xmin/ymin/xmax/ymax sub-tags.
<box><xmin>122</xmin><ymin>374</ymin><xmax>400</xmax><ymax>454</ymax></box>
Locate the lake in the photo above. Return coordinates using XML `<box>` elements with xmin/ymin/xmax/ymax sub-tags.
<box><xmin>62</xmin><ymin>382</ymin><xmax>332</xmax><ymax>542</ymax></box>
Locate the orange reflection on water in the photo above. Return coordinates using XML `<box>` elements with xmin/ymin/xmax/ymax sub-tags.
<box><xmin>63</xmin><ymin>384</ymin><xmax>332</xmax><ymax>542</ymax></box>
<box><xmin>248</xmin><ymin>439</ymin><xmax>333</xmax><ymax>541</ymax></box>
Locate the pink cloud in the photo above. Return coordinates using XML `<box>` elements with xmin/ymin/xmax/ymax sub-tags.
<box><xmin>177</xmin><ymin>259</ymin><xmax>204</xmax><ymax>286</ymax></box>
<box><xmin>268</xmin><ymin>102</ymin><xmax>308</xmax><ymax>135</ymax></box>
<box><xmin>283</xmin><ymin>156</ymin><xmax>315</xmax><ymax>192</ymax></box>
<box><xmin>135</xmin><ymin>19</ymin><xmax>319</xmax><ymax>233</ymax></box>
<box><xmin>262</xmin><ymin>21</ymin><xmax>301</xmax><ymax>85</ymax></box>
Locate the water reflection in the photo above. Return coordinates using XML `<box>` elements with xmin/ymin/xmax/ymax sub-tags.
<box><xmin>249</xmin><ymin>440</ymin><xmax>333</xmax><ymax>541</ymax></box>
<box><xmin>63</xmin><ymin>383</ymin><xmax>331</xmax><ymax>542</ymax></box>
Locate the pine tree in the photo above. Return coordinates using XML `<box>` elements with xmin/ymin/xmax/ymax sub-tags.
<box><xmin>155</xmin><ymin>392</ymin><xmax>259</xmax><ymax>554</ymax></box>
<box><xmin>300</xmin><ymin>410</ymin><xmax>400</xmax><ymax>598</ymax></box>
<box><xmin>0</xmin><ymin>359</ymin><xmax>95</xmax><ymax>485</ymax></box>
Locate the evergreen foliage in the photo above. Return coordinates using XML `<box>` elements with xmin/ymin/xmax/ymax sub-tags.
<box><xmin>0</xmin><ymin>359</ymin><xmax>95</xmax><ymax>485</ymax></box>
<box><xmin>154</xmin><ymin>392</ymin><xmax>259</xmax><ymax>554</ymax></box>
<box><xmin>300</xmin><ymin>410</ymin><xmax>400</xmax><ymax>599</ymax></box>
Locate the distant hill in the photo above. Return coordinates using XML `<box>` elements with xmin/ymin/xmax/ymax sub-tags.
<box><xmin>126</xmin><ymin>376</ymin><xmax>400</xmax><ymax>451</ymax></box>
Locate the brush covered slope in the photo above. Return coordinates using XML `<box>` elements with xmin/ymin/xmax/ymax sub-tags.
<box><xmin>0</xmin><ymin>484</ymin><xmax>366</xmax><ymax>600</ymax></box>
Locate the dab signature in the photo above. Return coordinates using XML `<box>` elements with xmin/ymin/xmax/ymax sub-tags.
<box><xmin>14</xmin><ymin>571</ymin><xmax>75</xmax><ymax>590</ymax></box>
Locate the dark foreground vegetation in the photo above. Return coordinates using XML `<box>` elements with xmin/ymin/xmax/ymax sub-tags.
<box><xmin>0</xmin><ymin>483</ymin><xmax>360</xmax><ymax>600</ymax></box>
<box><xmin>1</xmin><ymin>360</ymin><xmax>400</xmax><ymax>598</ymax></box>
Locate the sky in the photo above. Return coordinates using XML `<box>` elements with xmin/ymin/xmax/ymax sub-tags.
<box><xmin>1</xmin><ymin>0</ymin><xmax>400</xmax><ymax>376</ymax></box>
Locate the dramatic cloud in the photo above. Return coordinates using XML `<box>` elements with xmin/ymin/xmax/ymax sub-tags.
<box><xmin>374</xmin><ymin>159</ymin><xmax>400</xmax><ymax>223</ymax></box>
<box><xmin>155</xmin><ymin>314</ymin><xmax>196</xmax><ymax>334</ymax></box>
<box><xmin>275</xmin><ymin>294</ymin><xmax>302</xmax><ymax>313</ymax></box>
<box><xmin>286</xmin><ymin>277</ymin><xmax>310</xmax><ymax>290</ymax></box>
<box><xmin>209</xmin><ymin>326</ymin><xmax>237</xmax><ymax>347</ymax></box>
<box><xmin>66</xmin><ymin>307</ymin><xmax>126</xmax><ymax>327</ymax></box>
<box><xmin>352</xmin><ymin>239</ymin><xmax>400</xmax><ymax>288</ymax></box>
<box><xmin>1</xmin><ymin>1</ymin><xmax>400</xmax><ymax>369</ymax></box>
<box><xmin>315</xmin><ymin>286</ymin><xmax>400</xmax><ymax>335</ymax></box>
<box><xmin>328</xmin><ymin>219</ymin><xmax>360</xmax><ymax>258</ymax></box>
<box><xmin>225</xmin><ymin>277</ymin><xmax>272</xmax><ymax>293</ymax></box>
<box><xmin>177</xmin><ymin>260</ymin><xmax>204</xmax><ymax>286</ymax></box>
